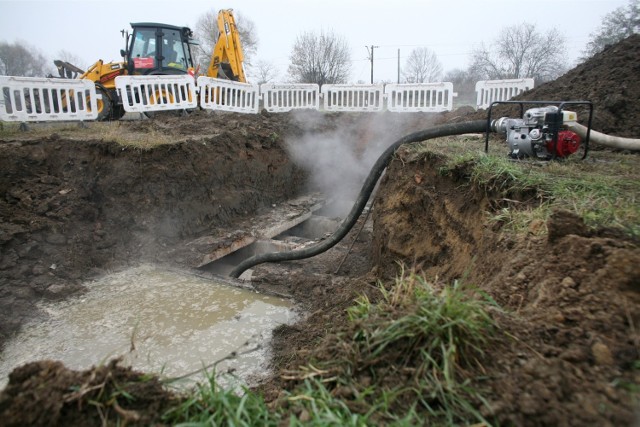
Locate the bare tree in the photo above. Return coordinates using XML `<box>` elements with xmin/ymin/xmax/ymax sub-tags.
<box><xmin>252</xmin><ymin>59</ymin><xmax>279</xmax><ymax>84</ymax></box>
<box><xmin>55</xmin><ymin>49</ymin><xmax>87</xmax><ymax>70</ymax></box>
<box><xmin>582</xmin><ymin>0</ymin><xmax>639</xmax><ymax>59</ymax></box>
<box><xmin>444</xmin><ymin>67</ymin><xmax>483</xmax><ymax>107</ymax></box>
<box><xmin>234</xmin><ymin>11</ymin><xmax>258</xmax><ymax>62</ymax></box>
<box><xmin>288</xmin><ymin>30</ymin><xmax>351</xmax><ymax>85</ymax></box>
<box><xmin>402</xmin><ymin>47</ymin><xmax>442</xmax><ymax>83</ymax></box>
<box><xmin>0</xmin><ymin>40</ymin><xmax>49</xmax><ymax>77</ymax></box>
<box><xmin>193</xmin><ymin>10</ymin><xmax>258</xmax><ymax>74</ymax></box>
<box><xmin>470</xmin><ymin>23</ymin><xmax>567</xmax><ymax>83</ymax></box>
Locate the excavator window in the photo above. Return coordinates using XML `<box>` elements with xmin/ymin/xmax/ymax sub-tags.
<box><xmin>162</xmin><ymin>30</ymin><xmax>187</xmax><ymax>70</ymax></box>
<box><xmin>130</xmin><ymin>29</ymin><xmax>157</xmax><ymax>70</ymax></box>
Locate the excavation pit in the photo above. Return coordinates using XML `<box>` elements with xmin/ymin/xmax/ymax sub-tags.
<box><xmin>180</xmin><ymin>194</ymin><xmax>330</xmax><ymax>279</ymax></box>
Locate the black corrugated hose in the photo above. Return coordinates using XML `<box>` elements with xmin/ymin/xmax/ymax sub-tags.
<box><xmin>229</xmin><ymin>119</ymin><xmax>489</xmax><ymax>279</ymax></box>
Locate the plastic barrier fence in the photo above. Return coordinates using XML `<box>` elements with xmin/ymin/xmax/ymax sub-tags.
<box><xmin>385</xmin><ymin>82</ymin><xmax>454</xmax><ymax>112</ymax></box>
<box><xmin>198</xmin><ymin>77</ymin><xmax>260</xmax><ymax>114</ymax></box>
<box><xmin>321</xmin><ymin>84</ymin><xmax>384</xmax><ymax>112</ymax></box>
<box><xmin>116</xmin><ymin>75</ymin><xmax>198</xmax><ymax>113</ymax></box>
<box><xmin>1</xmin><ymin>75</ymin><xmax>538</xmax><ymax>123</ymax></box>
<box><xmin>0</xmin><ymin>76</ymin><xmax>98</xmax><ymax>122</ymax></box>
<box><xmin>475</xmin><ymin>78</ymin><xmax>534</xmax><ymax>110</ymax></box>
<box><xmin>260</xmin><ymin>83</ymin><xmax>320</xmax><ymax>112</ymax></box>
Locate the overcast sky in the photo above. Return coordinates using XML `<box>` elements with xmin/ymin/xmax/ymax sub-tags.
<box><xmin>0</xmin><ymin>0</ymin><xmax>629</xmax><ymax>83</ymax></box>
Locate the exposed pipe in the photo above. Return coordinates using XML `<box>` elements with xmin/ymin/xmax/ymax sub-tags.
<box><xmin>567</xmin><ymin>122</ymin><xmax>640</xmax><ymax>152</ymax></box>
<box><xmin>229</xmin><ymin>120</ymin><xmax>489</xmax><ymax>279</ymax></box>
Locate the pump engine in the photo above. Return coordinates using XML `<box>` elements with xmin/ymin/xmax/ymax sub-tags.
<box><xmin>492</xmin><ymin>106</ymin><xmax>582</xmax><ymax>159</ymax></box>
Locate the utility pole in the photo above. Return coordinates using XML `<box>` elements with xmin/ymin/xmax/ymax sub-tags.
<box><xmin>366</xmin><ymin>45</ymin><xmax>379</xmax><ymax>84</ymax></box>
<box><xmin>397</xmin><ymin>49</ymin><xmax>400</xmax><ymax>84</ymax></box>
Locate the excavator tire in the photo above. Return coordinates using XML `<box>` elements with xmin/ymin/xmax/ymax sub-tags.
<box><xmin>93</xmin><ymin>87</ymin><xmax>113</xmax><ymax>121</ymax></box>
<box><xmin>113</xmin><ymin>105</ymin><xmax>126</xmax><ymax>120</ymax></box>
<box><xmin>143</xmin><ymin>87</ymin><xmax>194</xmax><ymax>119</ymax></box>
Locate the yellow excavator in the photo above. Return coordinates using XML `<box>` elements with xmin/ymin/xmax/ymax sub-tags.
<box><xmin>55</xmin><ymin>9</ymin><xmax>247</xmax><ymax>120</ymax></box>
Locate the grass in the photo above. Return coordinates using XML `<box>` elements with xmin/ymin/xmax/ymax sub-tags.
<box><xmin>425</xmin><ymin>136</ymin><xmax>640</xmax><ymax>238</ymax></box>
<box><xmin>343</xmin><ymin>269</ymin><xmax>497</xmax><ymax>424</ymax></box>
<box><xmin>283</xmin><ymin>378</ymin><xmax>375</xmax><ymax>426</ymax></box>
<box><xmin>162</xmin><ymin>372</ymin><xmax>277</xmax><ymax>427</ymax></box>
<box><xmin>0</xmin><ymin>119</ymin><xmax>177</xmax><ymax>148</ymax></box>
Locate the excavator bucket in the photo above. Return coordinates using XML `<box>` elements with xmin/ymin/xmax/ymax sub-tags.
<box><xmin>53</xmin><ymin>60</ymin><xmax>86</xmax><ymax>79</ymax></box>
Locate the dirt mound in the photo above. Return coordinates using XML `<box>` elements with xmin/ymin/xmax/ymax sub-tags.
<box><xmin>525</xmin><ymin>34</ymin><xmax>640</xmax><ymax>137</ymax></box>
<box><xmin>0</xmin><ymin>359</ymin><xmax>175</xmax><ymax>426</ymax></box>
<box><xmin>357</xmin><ymin>35</ymin><xmax>640</xmax><ymax>425</ymax></box>
<box><xmin>453</xmin><ymin>34</ymin><xmax>640</xmax><ymax>138</ymax></box>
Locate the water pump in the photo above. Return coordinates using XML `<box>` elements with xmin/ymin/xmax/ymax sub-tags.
<box><xmin>492</xmin><ymin>106</ymin><xmax>582</xmax><ymax>159</ymax></box>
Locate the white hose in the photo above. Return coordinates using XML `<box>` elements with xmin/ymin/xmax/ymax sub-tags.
<box><xmin>567</xmin><ymin>122</ymin><xmax>640</xmax><ymax>152</ymax></box>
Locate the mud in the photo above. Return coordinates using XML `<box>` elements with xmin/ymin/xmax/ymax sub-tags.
<box><xmin>1</xmin><ymin>35</ymin><xmax>639</xmax><ymax>426</ymax></box>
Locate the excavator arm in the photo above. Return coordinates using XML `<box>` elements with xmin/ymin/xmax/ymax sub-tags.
<box><xmin>206</xmin><ymin>9</ymin><xmax>247</xmax><ymax>82</ymax></box>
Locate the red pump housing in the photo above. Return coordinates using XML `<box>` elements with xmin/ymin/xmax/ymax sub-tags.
<box><xmin>547</xmin><ymin>130</ymin><xmax>581</xmax><ymax>158</ymax></box>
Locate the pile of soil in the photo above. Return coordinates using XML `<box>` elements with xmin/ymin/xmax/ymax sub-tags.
<box><xmin>454</xmin><ymin>34</ymin><xmax>640</xmax><ymax>138</ymax></box>
<box><xmin>1</xmin><ymin>35</ymin><xmax>639</xmax><ymax>426</ymax></box>
<box><xmin>526</xmin><ymin>33</ymin><xmax>640</xmax><ymax>137</ymax></box>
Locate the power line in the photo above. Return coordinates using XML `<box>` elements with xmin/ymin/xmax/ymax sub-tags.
<box><xmin>365</xmin><ymin>45</ymin><xmax>379</xmax><ymax>84</ymax></box>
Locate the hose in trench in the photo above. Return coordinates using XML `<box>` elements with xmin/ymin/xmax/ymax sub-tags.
<box><xmin>229</xmin><ymin>119</ymin><xmax>489</xmax><ymax>279</ymax></box>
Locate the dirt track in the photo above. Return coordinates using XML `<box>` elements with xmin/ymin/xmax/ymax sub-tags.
<box><xmin>0</xmin><ymin>35</ymin><xmax>639</xmax><ymax>426</ymax></box>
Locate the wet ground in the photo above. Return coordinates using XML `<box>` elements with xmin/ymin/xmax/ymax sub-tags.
<box><xmin>0</xmin><ymin>265</ymin><xmax>295</xmax><ymax>389</ymax></box>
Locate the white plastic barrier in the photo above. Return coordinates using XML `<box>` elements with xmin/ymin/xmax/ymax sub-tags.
<box><xmin>475</xmin><ymin>78</ymin><xmax>534</xmax><ymax>110</ymax></box>
<box><xmin>115</xmin><ymin>75</ymin><xmax>197</xmax><ymax>113</ymax></box>
<box><xmin>197</xmin><ymin>76</ymin><xmax>260</xmax><ymax>114</ymax></box>
<box><xmin>385</xmin><ymin>82</ymin><xmax>454</xmax><ymax>112</ymax></box>
<box><xmin>321</xmin><ymin>84</ymin><xmax>384</xmax><ymax>112</ymax></box>
<box><xmin>260</xmin><ymin>83</ymin><xmax>319</xmax><ymax>112</ymax></box>
<box><xmin>0</xmin><ymin>76</ymin><xmax>98</xmax><ymax>122</ymax></box>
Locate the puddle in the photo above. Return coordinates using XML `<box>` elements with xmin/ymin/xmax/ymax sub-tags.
<box><xmin>0</xmin><ymin>265</ymin><xmax>296</xmax><ymax>389</ymax></box>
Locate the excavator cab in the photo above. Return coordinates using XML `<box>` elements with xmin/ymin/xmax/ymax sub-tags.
<box><xmin>124</xmin><ymin>23</ymin><xmax>196</xmax><ymax>76</ymax></box>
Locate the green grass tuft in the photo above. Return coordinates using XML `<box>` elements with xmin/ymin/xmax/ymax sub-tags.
<box><xmin>162</xmin><ymin>372</ymin><xmax>277</xmax><ymax>427</ymax></box>
<box><xmin>346</xmin><ymin>269</ymin><xmax>497</xmax><ymax>424</ymax></box>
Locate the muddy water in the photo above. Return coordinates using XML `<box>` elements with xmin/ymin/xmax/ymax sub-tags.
<box><xmin>0</xmin><ymin>265</ymin><xmax>295</xmax><ymax>389</ymax></box>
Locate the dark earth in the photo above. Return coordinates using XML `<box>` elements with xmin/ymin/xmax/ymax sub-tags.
<box><xmin>0</xmin><ymin>35</ymin><xmax>639</xmax><ymax>426</ymax></box>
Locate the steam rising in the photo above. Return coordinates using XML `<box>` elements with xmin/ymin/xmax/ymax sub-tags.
<box><xmin>286</xmin><ymin>111</ymin><xmax>435</xmax><ymax>217</ymax></box>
